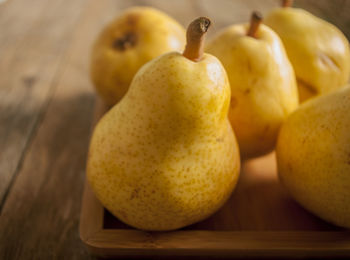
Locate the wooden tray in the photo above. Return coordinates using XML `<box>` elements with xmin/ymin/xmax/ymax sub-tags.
<box><xmin>80</xmin><ymin>98</ymin><xmax>350</xmax><ymax>258</ymax></box>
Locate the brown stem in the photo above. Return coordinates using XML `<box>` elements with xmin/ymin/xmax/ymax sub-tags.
<box><xmin>183</xmin><ymin>17</ymin><xmax>211</xmax><ymax>62</ymax></box>
<box><xmin>247</xmin><ymin>11</ymin><xmax>263</xmax><ymax>38</ymax></box>
<box><xmin>282</xmin><ymin>0</ymin><xmax>293</xmax><ymax>7</ymax></box>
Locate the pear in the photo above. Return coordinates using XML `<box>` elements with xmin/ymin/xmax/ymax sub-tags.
<box><xmin>276</xmin><ymin>85</ymin><xmax>350</xmax><ymax>228</ymax></box>
<box><xmin>265</xmin><ymin>0</ymin><xmax>350</xmax><ymax>102</ymax></box>
<box><xmin>90</xmin><ymin>7</ymin><xmax>186</xmax><ymax>105</ymax></box>
<box><xmin>87</xmin><ymin>17</ymin><xmax>240</xmax><ymax>231</ymax></box>
<box><xmin>206</xmin><ymin>12</ymin><xmax>298</xmax><ymax>159</ymax></box>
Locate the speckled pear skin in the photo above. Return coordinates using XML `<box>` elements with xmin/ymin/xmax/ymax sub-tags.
<box><xmin>87</xmin><ymin>52</ymin><xmax>240</xmax><ymax>231</ymax></box>
<box><xmin>206</xmin><ymin>24</ymin><xmax>298</xmax><ymax>159</ymax></box>
<box><xmin>90</xmin><ymin>7</ymin><xmax>186</xmax><ymax>105</ymax></box>
<box><xmin>265</xmin><ymin>8</ymin><xmax>350</xmax><ymax>102</ymax></box>
<box><xmin>276</xmin><ymin>85</ymin><xmax>350</xmax><ymax>228</ymax></box>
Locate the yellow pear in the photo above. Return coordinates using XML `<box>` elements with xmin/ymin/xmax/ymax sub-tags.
<box><xmin>265</xmin><ymin>0</ymin><xmax>350</xmax><ymax>102</ymax></box>
<box><xmin>87</xmin><ymin>18</ymin><xmax>240</xmax><ymax>231</ymax></box>
<box><xmin>276</xmin><ymin>85</ymin><xmax>350</xmax><ymax>228</ymax></box>
<box><xmin>90</xmin><ymin>7</ymin><xmax>186</xmax><ymax>105</ymax></box>
<box><xmin>206</xmin><ymin>12</ymin><xmax>298</xmax><ymax>159</ymax></box>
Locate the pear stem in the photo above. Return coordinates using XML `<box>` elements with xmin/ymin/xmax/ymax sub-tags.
<box><xmin>183</xmin><ymin>17</ymin><xmax>211</xmax><ymax>62</ymax></box>
<box><xmin>282</xmin><ymin>0</ymin><xmax>293</xmax><ymax>7</ymax></box>
<box><xmin>247</xmin><ymin>11</ymin><xmax>263</xmax><ymax>38</ymax></box>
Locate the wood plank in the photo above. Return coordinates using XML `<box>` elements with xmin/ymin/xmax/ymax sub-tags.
<box><xmin>1</xmin><ymin>0</ymin><xmax>349</xmax><ymax>259</ymax></box>
<box><xmin>0</xmin><ymin>0</ymin><xmax>89</xmax><ymax>209</ymax></box>
<box><xmin>79</xmin><ymin>100</ymin><xmax>107</xmax><ymax>241</ymax></box>
<box><xmin>85</xmin><ymin>230</ymin><xmax>350</xmax><ymax>258</ymax></box>
<box><xmin>0</xmin><ymin>0</ymin><xmax>186</xmax><ymax>259</ymax></box>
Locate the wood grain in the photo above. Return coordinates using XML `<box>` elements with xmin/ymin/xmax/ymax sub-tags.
<box><xmin>85</xmin><ymin>230</ymin><xmax>350</xmax><ymax>258</ymax></box>
<box><xmin>80</xmin><ymin>99</ymin><xmax>107</xmax><ymax>241</ymax></box>
<box><xmin>0</xmin><ymin>0</ymin><xmax>106</xmax><ymax>258</ymax></box>
<box><xmin>0</xmin><ymin>0</ymin><xmax>88</xmax><ymax>209</ymax></box>
<box><xmin>1</xmin><ymin>0</ymin><xmax>349</xmax><ymax>259</ymax></box>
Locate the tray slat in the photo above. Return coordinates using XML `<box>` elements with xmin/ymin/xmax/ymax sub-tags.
<box><xmin>80</xmin><ymin>98</ymin><xmax>350</xmax><ymax>258</ymax></box>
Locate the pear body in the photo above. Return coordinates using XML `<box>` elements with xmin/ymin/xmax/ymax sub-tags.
<box><xmin>276</xmin><ymin>85</ymin><xmax>350</xmax><ymax>228</ymax></box>
<box><xmin>87</xmin><ymin>52</ymin><xmax>240</xmax><ymax>231</ymax></box>
<box><xmin>206</xmin><ymin>24</ymin><xmax>298</xmax><ymax>159</ymax></box>
<box><xmin>265</xmin><ymin>8</ymin><xmax>350</xmax><ymax>102</ymax></box>
<box><xmin>90</xmin><ymin>7</ymin><xmax>185</xmax><ymax>105</ymax></box>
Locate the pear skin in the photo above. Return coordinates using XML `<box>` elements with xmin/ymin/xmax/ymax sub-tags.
<box><xmin>276</xmin><ymin>85</ymin><xmax>350</xmax><ymax>228</ymax></box>
<box><xmin>87</xmin><ymin>53</ymin><xmax>240</xmax><ymax>231</ymax></box>
<box><xmin>206</xmin><ymin>14</ymin><xmax>298</xmax><ymax>159</ymax></box>
<box><xmin>265</xmin><ymin>7</ymin><xmax>350</xmax><ymax>102</ymax></box>
<box><xmin>87</xmin><ymin>18</ymin><xmax>240</xmax><ymax>231</ymax></box>
<box><xmin>90</xmin><ymin>7</ymin><xmax>186</xmax><ymax>105</ymax></box>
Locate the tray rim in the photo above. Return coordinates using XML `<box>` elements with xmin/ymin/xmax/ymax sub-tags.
<box><xmin>80</xmin><ymin>98</ymin><xmax>350</xmax><ymax>258</ymax></box>
<box><xmin>79</xmin><ymin>180</ymin><xmax>350</xmax><ymax>258</ymax></box>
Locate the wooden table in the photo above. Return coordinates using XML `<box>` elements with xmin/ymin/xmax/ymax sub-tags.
<box><xmin>0</xmin><ymin>0</ymin><xmax>349</xmax><ymax>258</ymax></box>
